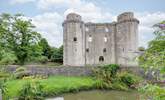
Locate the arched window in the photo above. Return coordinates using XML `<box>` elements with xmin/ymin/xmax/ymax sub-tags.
<box><xmin>99</xmin><ymin>56</ymin><xmax>104</xmax><ymax>62</ymax></box>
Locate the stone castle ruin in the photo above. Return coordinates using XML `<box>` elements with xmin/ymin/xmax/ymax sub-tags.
<box><xmin>62</xmin><ymin>12</ymin><xmax>139</xmax><ymax>66</ymax></box>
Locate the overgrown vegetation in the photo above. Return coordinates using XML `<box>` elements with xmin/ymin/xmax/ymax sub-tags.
<box><xmin>138</xmin><ymin>21</ymin><xmax>165</xmax><ymax>100</ymax></box>
<box><xmin>93</xmin><ymin>64</ymin><xmax>142</xmax><ymax>90</ymax></box>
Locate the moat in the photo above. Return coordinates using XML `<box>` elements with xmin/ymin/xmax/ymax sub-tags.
<box><xmin>47</xmin><ymin>90</ymin><xmax>140</xmax><ymax>100</ymax></box>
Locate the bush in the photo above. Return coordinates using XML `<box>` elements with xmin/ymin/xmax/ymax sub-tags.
<box><xmin>118</xmin><ymin>71</ymin><xmax>141</xmax><ymax>88</ymax></box>
<box><xmin>51</xmin><ymin>46</ymin><xmax>63</xmax><ymax>63</ymax></box>
<box><xmin>93</xmin><ymin>64</ymin><xmax>120</xmax><ymax>89</ymax></box>
<box><xmin>93</xmin><ymin>64</ymin><xmax>120</xmax><ymax>80</ymax></box>
<box><xmin>14</xmin><ymin>67</ymin><xmax>30</xmax><ymax>79</ymax></box>
<box><xmin>0</xmin><ymin>72</ymin><xmax>10</xmax><ymax>79</ymax></box>
<box><xmin>38</xmin><ymin>56</ymin><xmax>48</xmax><ymax>64</ymax></box>
<box><xmin>18</xmin><ymin>81</ymin><xmax>44</xmax><ymax>100</ymax></box>
<box><xmin>111</xmin><ymin>81</ymin><xmax>128</xmax><ymax>91</ymax></box>
<box><xmin>139</xmin><ymin>84</ymin><xmax>165</xmax><ymax>100</ymax></box>
<box><xmin>0</xmin><ymin>51</ymin><xmax>17</xmax><ymax>65</ymax></box>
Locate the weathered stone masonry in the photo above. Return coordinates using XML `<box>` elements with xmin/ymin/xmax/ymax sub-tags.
<box><xmin>63</xmin><ymin>12</ymin><xmax>139</xmax><ymax>66</ymax></box>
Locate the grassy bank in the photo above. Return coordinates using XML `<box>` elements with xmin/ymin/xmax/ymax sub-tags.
<box><xmin>5</xmin><ymin>76</ymin><xmax>98</xmax><ymax>98</ymax></box>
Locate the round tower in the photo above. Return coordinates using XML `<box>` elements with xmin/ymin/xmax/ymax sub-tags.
<box><xmin>63</xmin><ymin>13</ymin><xmax>85</xmax><ymax>66</ymax></box>
<box><xmin>116</xmin><ymin>12</ymin><xmax>139</xmax><ymax>66</ymax></box>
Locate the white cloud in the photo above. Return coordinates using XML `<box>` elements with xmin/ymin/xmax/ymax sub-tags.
<box><xmin>21</xmin><ymin>0</ymin><xmax>165</xmax><ymax>48</ymax></box>
<box><xmin>10</xmin><ymin>0</ymin><xmax>36</xmax><ymax>5</ymax></box>
<box><xmin>64</xmin><ymin>2</ymin><xmax>116</xmax><ymax>23</ymax></box>
<box><xmin>31</xmin><ymin>12</ymin><xmax>63</xmax><ymax>47</ymax></box>
<box><xmin>135</xmin><ymin>12</ymin><xmax>165</xmax><ymax>47</ymax></box>
<box><xmin>37</xmin><ymin>0</ymin><xmax>81</xmax><ymax>10</ymax></box>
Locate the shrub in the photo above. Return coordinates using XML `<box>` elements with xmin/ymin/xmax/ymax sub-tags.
<box><xmin>18</xmin><ymin>81</ymin><xmax>44</xmax><ymax>100</ymax></box>
<box><xmin>118</xmin><ymin>71</ymin><xmax>141</xmax><ymax>88</ymax></box>
<box><xmin>93</xmin><ymin>64</ymin><xmax>120</xmax><ymax>80</ymax></box>
<box><xmin>38</xmin><ymin>56</ymin><xmax>48</xmax><ymax>64</ymax></box>
<box><xmin>139</xmin><ymin>84</ymin><xmax>165</xmax><ymax>100</ymax></box>
<box><xmin>0</xmin><ymin>51</ymin><xmax>17</xmax><ymax>65</ymax></box>
<box><xmin>0</xmin><ymin>72</ymin><xmax>10</xmax><ymax>80</ymax></box>
<box><xmin>14</xmin><ymin>67</ymin><xmax>30</xmax><ymax>79</ymax></box>
<box><xmin>93</xmin><ymin>64</ymin><xmax>120</xmax><ymax>89</ymax></box>
<box><xmin>111</xmin><ymin>81</ymin><xmax>128</xmax><ymax>91</ymax></box>
<box><xmin>15</xmin><ymin>67</ymin><xmax>26</xmax><ymax>72</ymax></box>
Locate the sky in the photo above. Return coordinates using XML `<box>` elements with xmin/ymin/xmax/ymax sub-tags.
<box><xmin>0</xmin><ymin>0</ymin><xmax>165</xmax><ymax>48</ymax></box>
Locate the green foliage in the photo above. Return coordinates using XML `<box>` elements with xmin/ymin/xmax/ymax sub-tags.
<box><xmin>118</xmin><ymin>71</ymin><xmax>141</xmax><ymax>88</ymax></box>
<box><xmin>18</xmin><ymin>81</ymin><xmax>44</xmax><ymax>100</ymax></box>
<box><xmin>139</xmin><ymin>84</ymin><xmax>165</xmax><ymax>100</ymax></box>
<box><xmin>138</xmin><ymin>46</ymin><xmax>145</xmax><ymax>51</ymax></box>
<box><xmin>51</xmin><ymin>45</ymin><xmax>63</xmax><ymax>63</ymax></box>
<box><xmin>0</xmin><ymin>50</ymin><xmax>17</xmax><ymax>65</ymax></box>
<box><xmin>93</xmin><ymin>64</ymin><xmax>119</xmax><ymax>79</ymax></box>
<box><xmin>138</xmin><ymin>21</ymin><xmax>165</xmax><ymax>100</ymax></box>
<box><xmin>39</xmin><ymin>38</ymin><xmax>52</xmax><ymax>59</ymax></box>
<box><xmin>93</xmin><ymin>64</ymin><xmax>120</xmax><ymax>89</ymax></box>
<box><xmin>15</xmin><ymin>67</ymin><xmax>26</xmax><ymax>72</ymax></box>
<box><xmin>5</xmin><ymin>76</ymin><xmax>97</xmax><ymax>98</ymax></box>
<box><xmin>37</xmin><ymin>56</ymin><xmax>48</xmax><ymax>64</ymax></box>
<box><xmin>0</xmin><ymin>79</ymin><xmax>8</xmax><ymax>100</ymax></box>
<box><xmin>14</xmin><ymin>67</ymin><xmax>30</xmax><ymax>79</ymax></box>
<box><xmin>0</xmin><ymin>13</ymin><xmax>42</xmax><ymax>65</ymax></box>
<box><xmin>139</xmin><ymin>21</ymin><xmax>165</xmax><ymax>78</ymax></box>
<box><xmin>111</xmin><ymin>81</ymin><xmax>128</xmax><ymax>91</ymax></box>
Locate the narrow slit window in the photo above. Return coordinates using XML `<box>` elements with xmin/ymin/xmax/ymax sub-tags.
<box><xmin>88</xmin><ymin>35</ymin><xmax>92</xmax><ymax>42</ymax></box>
<box><xmin>104</xmin><ymin>37</ymin><xmax>107</xmax><ymax>42</ymax></box>
<box><xmin>86</xmin><ymin>48</ymin><xmax>89</xmax><ymax>52</ymax></box>
<box><xmin>103</xmin><ymin>48</ymin><xmax>106</xmax><ymax>53</ymax></box>
<box><xmin>73</xmin><ymin>37</ymin><xmax>77</xmax><ymax>42</ymax></box>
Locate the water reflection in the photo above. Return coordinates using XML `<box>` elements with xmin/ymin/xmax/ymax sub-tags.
<box><xmin>47</xmin><ymin>90</ymin><xmax>140</xmax><ymax>100</ymax></box>
<box><xmin>47</xmin><ymin>97</ymin><xmax>64</xmax><ymax>100</ymax></box>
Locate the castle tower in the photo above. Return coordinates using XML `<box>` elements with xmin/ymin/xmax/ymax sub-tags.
<box><xmin>62</xmin><ymin>13</ymin><xmax>85</xmax><ymax>66</ymax></box>
<box><xmin>116</xmin><ymin>12</ymin><xmax>139</xmax><ymax>66</ymax></box>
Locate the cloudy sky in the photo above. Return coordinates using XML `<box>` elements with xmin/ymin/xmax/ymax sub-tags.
<box><xmin>0</xmin><ymin>0</ymin><xmax>165</xmax><ymax>48</ymax></box>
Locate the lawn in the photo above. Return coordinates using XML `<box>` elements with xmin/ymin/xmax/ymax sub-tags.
<box><xmin>5</xmin><ymin>76</ymin><xmax>98</xmax><ymax>98</ymax></box>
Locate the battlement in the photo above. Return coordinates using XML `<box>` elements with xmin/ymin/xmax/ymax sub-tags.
<box><xmin>117</xmin><ymin>12</ymin><xmax>134</xmax><ymax>22</ymax></box>
<box><xmin>117</xmin><ymin>12</ymin><xmax>139</xmax><ymax>23</ymax></box>
<box><xmin>66</xmin><ymin>13</ymin><xmax>82</xmax><ymax>21</ymax></box>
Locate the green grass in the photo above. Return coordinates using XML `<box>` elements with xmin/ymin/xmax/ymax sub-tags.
<box><xmin>5</xmin><ymin>76</ymin><xmax>98</xmax><ymax>98</ymax></box>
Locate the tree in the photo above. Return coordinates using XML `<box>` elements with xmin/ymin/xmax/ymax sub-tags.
<box><xmin>138</xmin><ymin>21</ymin><xmax>165</xmax><ymax>100</ymax></box>
<box><xmin>51</xmin><ymin>45</ymin><xmax>63</xmax><ymax>63</ymax></box>
<box><xmin>0</xmin><ymin>13</ymin><xmax>41</xmax><ymax>65</ymax></box>
<box><xmin>39</xmin><ymin>38</ymin><xmax>52</xmax><ymax>59</ymax></box>
<box><xmin>139</xmin><ymin>21</ymin><xmax>165</xmax><ymax>74</ymax></box>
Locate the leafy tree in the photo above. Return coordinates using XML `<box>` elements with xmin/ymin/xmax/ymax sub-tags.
<box><xmin>0</xmin><ymin>13</ymin><xmax>41</xmax><ymax>65</ymax></box>
<box><xmin>139</xmin><ymin>21</ymin><xmax>165</xmax><ymax>76</ymax></box>
<box><xmin>138</xmin><ymin>21</ymin><xmax>165</xmax><ymax>100</ymax></box>
<box><xmin>51</xmin><ymin>45</ymin><xmax>63</xmax><ymax>63</ymax></box>
<box><xmin>39</xmin><ymin>38</ymin><xmax>52</xmax><ymax>59</ymax></box>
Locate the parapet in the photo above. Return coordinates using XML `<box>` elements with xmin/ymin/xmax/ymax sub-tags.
<box><xmin>66</xmin><ymin>13</ymin><xmax>82</xmax><ymax>21</ymax></box>
<box><xmin>117</xmin><ymin>12</ymin><xmax>139</xmax><ymax>23</ymax></box>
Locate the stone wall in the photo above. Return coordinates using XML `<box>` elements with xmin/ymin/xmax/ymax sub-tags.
<box><xmin>6</xmin><ymin>66</ymin><xmax>93</xmax><ymax>76</ymax></box>
<box><xmin>6</xmin><ymin>65</ymin><xmax>145</xmax><ymax>77</ymax></box>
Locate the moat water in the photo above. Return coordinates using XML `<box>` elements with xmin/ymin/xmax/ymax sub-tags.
<box><xmin>47</xmin><ymin>90</ymin><xmax>141</xmax><ymax>100</ymax></box>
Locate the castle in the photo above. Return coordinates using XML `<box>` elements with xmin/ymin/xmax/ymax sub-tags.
<box><xmin>62</xmin><ymin>12</ymin><xmax>139</xmax><ymax>66</ymax></box>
